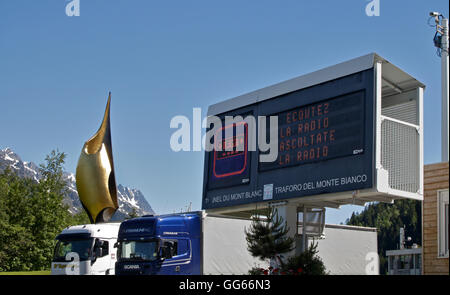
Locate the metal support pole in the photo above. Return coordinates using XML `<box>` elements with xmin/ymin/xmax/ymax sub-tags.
<box><xmin>441</xmin><ymin>18</ymin><xmax>449</xmax><ymax>162</ymax></box>
<box><xmin>302</xmin><ymin>206</ymin><xmax>308</xmax><ymax>252</ymax></box>
<box><xmin>272</xmin><ymin>202</ymin><xmax>297</xmax><ymax>260</ymax></box>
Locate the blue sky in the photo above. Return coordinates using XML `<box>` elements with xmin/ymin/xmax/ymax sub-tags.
<box><xmin>0</xmin><ymin>0</ymin><xmax>448</xmax><ymax>224</ymax></box>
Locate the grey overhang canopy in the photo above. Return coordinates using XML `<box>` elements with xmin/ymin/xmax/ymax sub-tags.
<box><xmin>207</xmin><ymin>52</ymin><xmax>425</xmax><ymax>117</ymax></box>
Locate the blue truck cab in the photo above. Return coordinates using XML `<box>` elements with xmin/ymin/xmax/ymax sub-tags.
<box><xmin>115</xmin><ymin>212</ymin><xmax>203</xmax><ymax>275</ymax></box>
<box><xmin>115</xmin><ymin>211</ymin><xmax>267</xmax><ymax>275</ymax></box>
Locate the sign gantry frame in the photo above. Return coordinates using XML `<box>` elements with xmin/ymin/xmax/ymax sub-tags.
<box><xmin>202</xmin><ymin>53</ymin><xmax>425</xmax><ymax>218</ymax></box>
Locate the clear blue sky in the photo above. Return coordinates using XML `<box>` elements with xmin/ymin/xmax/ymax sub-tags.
<box><xmin>0</xmin><ymin>0</ymin><xmax>448</xmax><ymax>224</ymax></box>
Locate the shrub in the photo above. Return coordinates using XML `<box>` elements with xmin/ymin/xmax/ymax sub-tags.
<box><xmin>281</xmin><ymin>242</ymin><xmax>328</xmax><ymax>275</ymax></box>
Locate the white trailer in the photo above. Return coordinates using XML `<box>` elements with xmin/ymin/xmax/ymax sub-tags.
<box><xmin>51</xmin><ymin>223</ymin><xmax>120</xmax><ymax>275</ymax></box>
<box><xmin>309</xmin><ymin>224</ymin><xmax>378</xmax><ymax>275</ymax></box>
<box><xmin>202</xmin><ymin>214</ymin><xmax>269</xmax><ymax>274</ymax></box>
<box><xmin>201</xmin><ymin>215</ymin><xmax>377</xmax><ymax>275</ymax></box>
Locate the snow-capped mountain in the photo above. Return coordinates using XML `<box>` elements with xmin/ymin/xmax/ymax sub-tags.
<box><xmin>0</xmin><ymin>147</ymin><xmax>155</xmax><ymax>220</ymax></box>
<box><xmin>0</xmin><ymin>148</ymin><xmax>42</xmax><ymax>182</ymax></box>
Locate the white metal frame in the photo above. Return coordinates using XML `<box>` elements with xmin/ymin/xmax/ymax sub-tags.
<box><xmin>374</xmin><ymin>61</ymin><xmax>424</xmax><ymax>202</ymax></box>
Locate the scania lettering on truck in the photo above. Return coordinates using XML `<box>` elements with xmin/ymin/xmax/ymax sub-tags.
<box><xmin>51</xmin><ymin>223</ymin><xmax>120</xmax><ymax>275</ymax></box>
<box><xmin>115</xmin><ymin>212</ymin><xmax>268</xmax><ymax>275</ymax></box>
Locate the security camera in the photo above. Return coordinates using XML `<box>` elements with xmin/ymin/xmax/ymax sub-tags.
<box><xmin>430</xmin><ymin>12</ymin><xmax>440</xmax><ymax>17</ymax></box>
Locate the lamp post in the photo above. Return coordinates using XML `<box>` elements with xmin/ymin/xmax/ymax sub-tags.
<box><xmin>430</xmin><ymin>12</ymin><xmax>449</xmax><ymax>162</ymax></box>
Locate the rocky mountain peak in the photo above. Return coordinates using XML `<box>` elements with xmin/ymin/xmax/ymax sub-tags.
<box><xmin>0</xmin><ymin>147</ymin><xmax>155</xmax><ymax>220</ymax></box>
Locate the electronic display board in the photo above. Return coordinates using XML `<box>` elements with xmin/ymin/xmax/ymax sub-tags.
<box><xmin>259</xmin><ymin>91</ymin><xmax>365</xmax><ymax>171</ymax></box>
<box><xmin>208</xmin><ymin>121</ymin><xmax>251</xmax><ymax>190</ymax></box>
<box><xmin>202</xmin><ymin>69</ymin><xmax>375</xmax><ymax>210</ymax></box>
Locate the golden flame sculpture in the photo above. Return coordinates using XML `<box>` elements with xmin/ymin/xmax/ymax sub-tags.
<box><xmin>75</xmin><ymin>93</ymin><xmax>118</xmax><ymax>223</ymax></box>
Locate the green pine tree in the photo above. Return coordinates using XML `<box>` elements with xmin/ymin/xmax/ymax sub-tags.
<box><xmin>0</xmin><ymin>150</ymin><xmax>87</xmax><ymax>272</ymax></box>
<box><xmin>346</xmin><ymin>199</ymin><xmax>421</xmax><ymax>274</ymax></box>
<box><xmin>281</xmin><ymin>241</ymin><xmax>328</xmax><ymax>275</ymax></box>
<box><xmin>71</xmin><ymin>210</ymin><xmax>91</xmax><ymax>225</ymax></box>
<box><xmin>245</xmin><ymin>207</ymin><xmax>295</xmax><ymax>267</ymax></box>
<box><xmin>126</xmin><ymin>207</ymin><xmax>140</xmax><ymax>219</ymax></box>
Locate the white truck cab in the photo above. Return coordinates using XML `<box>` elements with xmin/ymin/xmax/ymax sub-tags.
<box><xmin>51</xmin><ymin>223</ymin><xmax>120</xmax><ymax>275</ymax></box>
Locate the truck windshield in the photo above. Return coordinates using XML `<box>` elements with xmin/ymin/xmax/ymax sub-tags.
<box><xmin>53</xmin><ymin>238</ymin><xmax>93</xmax><ymax>262</ymax></box>
<box><xmin>119</xmin><ymin>240</ymin><xmax>158</xmax><ymax>261</ymax></box>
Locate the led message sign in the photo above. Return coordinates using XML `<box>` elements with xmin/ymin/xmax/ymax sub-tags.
<box><xmin>203</xmin><ymin>69</ymin><xmax>374</xmax><ymax>210</ymax></box>
<box><xmin>260</xmin><ymin>91</ymin><xmax>365</xmax><ymax>171</ymax></box>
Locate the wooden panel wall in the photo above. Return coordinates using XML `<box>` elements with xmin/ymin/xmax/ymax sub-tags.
<box><xmin>422</xmin><ymin>162</ymin><xmax>449</xmax><ymax>275</ymax></box>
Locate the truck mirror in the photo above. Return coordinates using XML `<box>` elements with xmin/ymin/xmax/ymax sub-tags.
<box><xmin>165</xmin><ymin>246</ymin><xmax>173</xmax><ymax>259</ymax></box>
<box><xmin>158</xmin><ymin>246</ymin><xmax>172</xmax><ymax>260</ymax></box>
<box><xmin>158</xmin><ymin>247</ymin><xmax>166</xmax><ymax>261</ymax></box>
<box><xmin>90</xmin><ymin>239</ymin><xmax>99</xmax><ymax>263</ymax></box>
<box><xmin>93</xmin><ymin>239</ymin><xmax>105</xmax><ymax>259</ymax></box>
<box><xmin>95</xmin><ymin>247</ymin><xmax>103</xmax><ymax>258</ymax></box>
<box><xmin>163</xmin><ymin>241</ymin><xmax>175</xmax><ymax>258</ymax></box>
<box><xmin>113</xmin><ymin>242</ymin><xmax>118</xmax><ymax>248</ymax></box>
